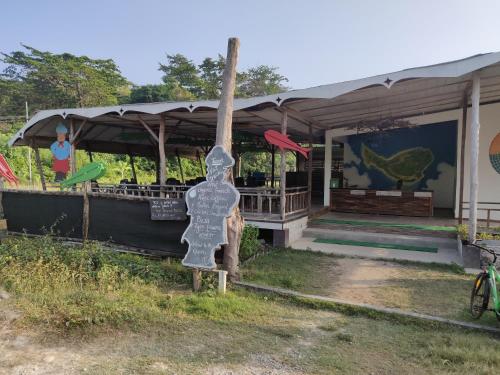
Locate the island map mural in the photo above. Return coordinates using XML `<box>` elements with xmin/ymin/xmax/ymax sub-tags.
<box><xmin>343</xmin><ymin>121</ymin><xmax>458</xmax><ymax>208</ymax></box>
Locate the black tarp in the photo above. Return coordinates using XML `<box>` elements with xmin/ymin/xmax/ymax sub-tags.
<box><xmin>3</xmin><ymin>191</ymin><xmax>83</xmax><ymax>238</ymax></box>
<box><xmin>88</xmin><ymin>196</ymin><xmax>188</xmax><ymax>256</ymax></box>
<box><xmin>2</xmin><ymin>191</ymin><xmax>188</xmax><ymax>257</ymax></box>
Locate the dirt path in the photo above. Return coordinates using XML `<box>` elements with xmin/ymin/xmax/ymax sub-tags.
<box><xmin>325</xmin><ymin>258</ymin><xmax>406</xmax><ymax>305</ymax></box>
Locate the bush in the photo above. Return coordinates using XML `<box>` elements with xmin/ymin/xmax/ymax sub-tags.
<box><xmin>0</xmin><ymin>236</ymin><xmax>191</xmax><ymax>330</ymax></box>
<box><xmin>239</xmin><ymin>225</ymin><xmax>261</xmax><ymax>261</ymax></box>
<box><xmin>456</xmin><ymin>224</ymin><xmax>500</xmax><ymax>241</ymax></box>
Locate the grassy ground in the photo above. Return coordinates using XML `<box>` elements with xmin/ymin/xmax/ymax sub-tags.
<box><xmin>2</xmin><ymin>238</ymin><xmax>500</xmax><ymax>374</ymax></box>
<box><xmin>241</xmin><ymin>248</ymin><xmax>500</xmax><ymax>327</ymax></box>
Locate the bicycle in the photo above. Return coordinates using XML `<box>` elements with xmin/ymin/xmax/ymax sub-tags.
<box><xmin>470</xmin><ymin>242</ymin><xmax>500</xmax><ymax>320</ymax></box>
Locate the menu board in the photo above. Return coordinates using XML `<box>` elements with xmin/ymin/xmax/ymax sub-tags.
<box><xmin>150</xmin><ymin>198</ymin><xmax>187</xmax><ymax>221</ymax></box>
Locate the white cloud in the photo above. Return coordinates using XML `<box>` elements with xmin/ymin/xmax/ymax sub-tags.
<box><xmin>343</xmin><ymin>142</ymin><xmax>371</xmax><ymax>188</ymax></box>
<box><xmin>424</xmin><ymin>162</ymin><xmax>456</xmax><ymax>208</ymax></box>
<box><xmin>344</xmin><ymin>142</ymin><xmax>361</xmax><ymax>165</ymax></box>
<box><xmin>343</xmin><ymin>166</ymin><xmax>371</xmax><ymax>188</ymax></box>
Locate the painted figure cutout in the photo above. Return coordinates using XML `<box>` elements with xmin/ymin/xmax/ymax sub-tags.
<box><xmin>50</xmin><ymin>123</ymin><xmax>71</xmax><ymax>182</ymax></box>
<box><xmin>181</xmin><ymin>146</ymin><xmax>240</xmax><ymax>269</ymax></box>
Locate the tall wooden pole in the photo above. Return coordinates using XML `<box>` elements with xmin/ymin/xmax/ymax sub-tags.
<box><xmin>468</xmin><ymin>73</ymin><xmax>481</xmax><ymax>243</ymax></box>
<box><xmin>129</xmin><ymin>155</ymin><xmax>137</xmax><ymax>182</ymax></box>
<box><xmin>69</xmin><ymin>119</ymin><xmax>76</xmax><ymax>174</ymax></box>
<box><xmin>280</xmin><ymin>110</ymin><xmax>288</xmax><ymax>220</ymax></box>
<box><xmin>176</xmin><ymin>149</ymin><xmax>184</xmax><ymax>183</ymax></box>
<box><xmin>217</xmin><ymin>37</ymin><xmax>243</xmax><ymax>281</ymax></box>
<box><xmin>307</xmin><ymin>123</ymin><xmax>313</xmax><ymax>213</ymax></box>
<box><xmin>158</xmin><ymin>115</ymin><xmax>166</xmax><ymax>186</ymax></box>
<box><xmin>33</xmin><ymin>144</ymin><xmax>46</xmax><ymax>191</ymax></box>
<box><xmin>458</xmin><ymin>93</ymin><xmax>468</xmax><ymax>224</ymax></box>
<box><xmin>197</xmin><ymin>150</ymin><xmax>205</xmax><ymax>176</ymax></box>
<box><xmin>271</xmin><ymin>145</ymin><xmax>275</xmax><ymax>188</ymax></box>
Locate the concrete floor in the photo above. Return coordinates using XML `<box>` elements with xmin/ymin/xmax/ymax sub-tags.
<box><xmin>290</xmin><ymin>237</ymin><xmax>461</xmax><ymax>265</ymax></box>
<box><xmin>293</xmin><ymin>210</ymin><xmax>461</xmax><ymax>265</ymax></box>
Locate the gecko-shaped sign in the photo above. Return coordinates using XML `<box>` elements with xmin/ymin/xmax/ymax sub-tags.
<box><xmin>181</xmin><ymin>146</ymin><xmax>240</xmax><ymax>269</ymax></box>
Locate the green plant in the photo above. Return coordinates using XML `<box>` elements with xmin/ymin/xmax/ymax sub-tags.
<box><xmin>456</xmin><ymin>224</ymin><xmax>500</xmax><ymax>241</ymax></box>
<box><xmin>239</xmin><ymin>225</ymin><xmax>261</xmax><ymax>261</ymax></box>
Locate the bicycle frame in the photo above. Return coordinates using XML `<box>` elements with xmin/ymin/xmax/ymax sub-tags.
<box><xmin>486</xmin><ymin>264</ymin><xmax>500</xmax><ymax>313</ymax></box>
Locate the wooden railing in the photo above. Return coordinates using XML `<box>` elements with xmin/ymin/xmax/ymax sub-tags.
<box><xmin>7</xmin><ymin>182</ymin><xmax>310</xmax><ymax>222</ymax></box>
<box><xmin>462</xmin><ymin>202</ymin><xmax>500</xmax><ymax>228</ymax></box>
<box><xmin>238</xmin><ymin>186</ymin><xmax>309</xmax><ymax>220</ymax></box>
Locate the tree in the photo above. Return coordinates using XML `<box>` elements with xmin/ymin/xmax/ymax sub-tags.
<box><xmin>155</xmin><ymin>53</ymin><xmax>289</xmax><ymax>101</ymax></box>
<box><xmin>238</xmin><ymin>65</ymin><xmax>289</xmax><ymax>97</ymax></box>
<box><xmin>1</xmin><ymin>45</ymin><xmax>130</xmax><ymax>112</ymax></box>
<box><xmin>159</xmin><ymin>54</ymin><xmax>202</xmax><ymax>99</ymax></box>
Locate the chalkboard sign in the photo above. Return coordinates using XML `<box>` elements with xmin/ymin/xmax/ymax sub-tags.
<box><xmin>150</xmin><ymin>198</ymin><xmax>187</xmax><ymax>221</ymax></box>
<box><xmin>181</xmin><ymin>146</ymin><xmax>240</xmax><ymax>269</ymax></box>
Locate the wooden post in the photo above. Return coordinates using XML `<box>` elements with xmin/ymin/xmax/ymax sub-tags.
<box><xmin>307</xmin><ymin>123</ymin><xmax>313</xmax><ymax>213</ymax></box>
<box><xmin>82</xmin><ymin>181</ymin><xmax>90</xmax><ymax>242</ymax></box>
<box><xmin>468</xmin><ymin>73</ymin><xmax>481</xmax><ymax>243</ymax></box>
<box><xmin>280</xmin><ymin>110</ymin><xmax>288</xmax><ymax>220</ymax></box>
<box><xmin>70</xmin><ymin>119</ymin><xmax>76</xmax><ymax>174</ymax></box>
<box><xmin>217</xmin><ymin>38</ymin><xmax>244</xmax><ymax>282</ymax></box>
<box><xmin>271</xmin><ymin>145</ymin><xmax>275</xmax><ymax>188</ymax></box>
<box><xmin>458</xmin><ymin>93</ymin><xmax>468</xmax><ymax>224</ymax></box>
<box><xmin>158</xmin><ymin>115</ymin><xmax>166</xmax><ymax>186</ymax></box>
<box><xmin>129</xmin><ymin>155</ymin><xmax>137</xmax><ymax>181</ymax></box>
<box><xmin>323</xmin><ymin>132</ymin><xmax>333</xmax><ymax>206</ymax></box>
<box><xmin>33</xmin><ymin>144</ymin><xmax>46</xmax><ymax>191</ymax></box>
<box><xmin>218</xmin><ymin>270</ymin><xmax>227</xmax><ymax>294</ymax></box>
<box><xmin>176</xmin><ymin>149</ymin><xmax>184</xmax><ymax>183</ymax></box>
<box><xmin>197</xmin><ymin>150</ymin><xmax>205</xmax><ymax>176</ymax></box>
<box><xmin>192</xmin><ymin>269</ymin><xmax>202</xmax><ymax>292</ymax></box>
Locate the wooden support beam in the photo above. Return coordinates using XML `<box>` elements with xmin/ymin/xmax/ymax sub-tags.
<box><xmin>280</xmin><ymin>110</ymin><xmax>288</xmax><ymax>220</ymax></box>
<box><xmin>158</xmin><ymin>115</ymin><xmax>166</xmax><ymax>186</ymax></box>
<box><xmin>137</xmin><ymin>115</ymin><xmax>159</xmax><ymax>143</ymax></box>
<box><xmin>33</xmin><ymin>144</ymin><xmax>46</xmax><ymax>191</ymax></box>
<box><xmin>197</xmin><ymin>150</ymin><xmax>205</xmax><ymax>176</ymax></box>
<box><xmin>276</xmin><ymin>106</ymin><xmax>322</xmax><ymax>130</ymax></box>
<box><xmin>245</xmin><ymin>109</ymin><xmax>310</xmax><ymax>138</ymax></box>
<box><xmin>458</xmin><ymin>92</ymin><xmax>468</xmax><ymax>224</ymax></box>
<box><xmin>70</xmin><ymin>119</ymin><xmax>87</xmax><ymax>144</ymax></box>
<box><xmin>82</xmin><ymin>181</ymin><xmax>90</xmax><ymax>242</ymax></box>
<box><xmin>271</xmin><ymin>145</ymin><xmax>275</xmax><ymax>188</ymax></box>
<box><xmin>129</xmin><ymin>154</ymin><xmax>137</xmax><ymax>182</ymax></box>
<box><xmin>468</xmin><ymin>73</ymin><xmax>481</xmax><ymax>243</ymax></box>
<box><xmin>307</xmin><ymin>123</ymin><xmax>313</xmax><ymax>213</ymax></box>
<box><xmin>69</xmin><ymin>119</ymin><xmax>76</xmax><ymax>174</ymax></box>
<box><xmin>176</xmin><ymin>149</ymin><xmax>184</xmax><ymax>183</ymax></box>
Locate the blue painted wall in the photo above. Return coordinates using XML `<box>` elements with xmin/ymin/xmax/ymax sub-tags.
<box><xmin>343</xmin><ymin>121</ymin><xmax>458</xmax><ymax>207</ymax></box>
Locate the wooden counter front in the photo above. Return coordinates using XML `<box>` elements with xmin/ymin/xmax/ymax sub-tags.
<box><xmin>330</xmin><ymin>189</ymin><xmax>433</xmax><ymax>217</ymax></box>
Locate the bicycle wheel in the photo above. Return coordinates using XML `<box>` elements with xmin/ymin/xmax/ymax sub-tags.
<box><xmin>470</xmin><ymin>273</ymin><xmax>490</xmax><ymax>319</ymax></box>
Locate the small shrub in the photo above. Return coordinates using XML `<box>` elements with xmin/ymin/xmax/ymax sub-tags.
<box><xmin>239</xmin><ymin>225</ymin><xmax>261</xmax><ymax>260</ymax></box>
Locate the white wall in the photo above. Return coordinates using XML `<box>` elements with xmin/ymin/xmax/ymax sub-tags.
<box><xmin>324</xmin><ymin>102</ymin><xmax>500</xmax><ymax>220</ymax></box>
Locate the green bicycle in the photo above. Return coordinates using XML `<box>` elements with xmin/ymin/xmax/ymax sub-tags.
<box><xmin>470</xmin><ymin>242</ymin><xmax>500</xmax><ymax>320</ymax></box>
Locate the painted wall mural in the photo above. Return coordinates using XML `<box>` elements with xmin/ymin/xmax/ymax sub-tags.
<box><xmin>343</xmin><ymin>121</ymin><xmax>457</xmax><ymax>208</ymax></box>
<box><xmin>490</xmin><ymin>132</ymin><xmax>500</xmax><ymax>174</ymax></box>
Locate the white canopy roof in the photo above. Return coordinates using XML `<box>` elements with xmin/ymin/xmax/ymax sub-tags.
<box><xmin>9</xmin><ymin>51</ymin><xmax>500</xmax><ymax>156</ymax></box>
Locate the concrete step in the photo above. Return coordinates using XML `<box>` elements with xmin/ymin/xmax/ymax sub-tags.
<box><xmin>303</xmin><ymin>227</ymin><xmax>458</xmax><ymax>249</ymax></box>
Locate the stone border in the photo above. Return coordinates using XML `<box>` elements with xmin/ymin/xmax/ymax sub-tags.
<box><xmin>235</xmin><ymin>281</ymin><xmax>500</xmax><ymax>334</ymax></box>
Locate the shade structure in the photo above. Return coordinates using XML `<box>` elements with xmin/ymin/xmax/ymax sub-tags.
<box><xmin>9</xmin><ymin>51</ymin><xmax>500</xmax><ymax>157</ymax></box>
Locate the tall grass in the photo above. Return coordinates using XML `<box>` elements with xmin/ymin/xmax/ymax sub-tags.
<box><xmin>0</xmin><ymin>236</ymin><xmax>191</xmax><ymax>330</ymax></box>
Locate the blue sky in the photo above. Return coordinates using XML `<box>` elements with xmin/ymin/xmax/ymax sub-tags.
<box><xmin>2</xmin><ymin>0</ymin><xmax>500</xmax><ymax>89</ymax></box>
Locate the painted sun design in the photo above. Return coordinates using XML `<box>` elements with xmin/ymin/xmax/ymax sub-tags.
<box><xmin>489</xmin><ymin>132</ymin><xmax>500</xmax><ymax>175</ymax></box>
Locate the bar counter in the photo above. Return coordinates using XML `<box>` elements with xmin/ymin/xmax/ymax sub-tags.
<box><xmin>330</xmin><ymin>188</ymin><xmax>433</xmax><ymax>217</ymax></box>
